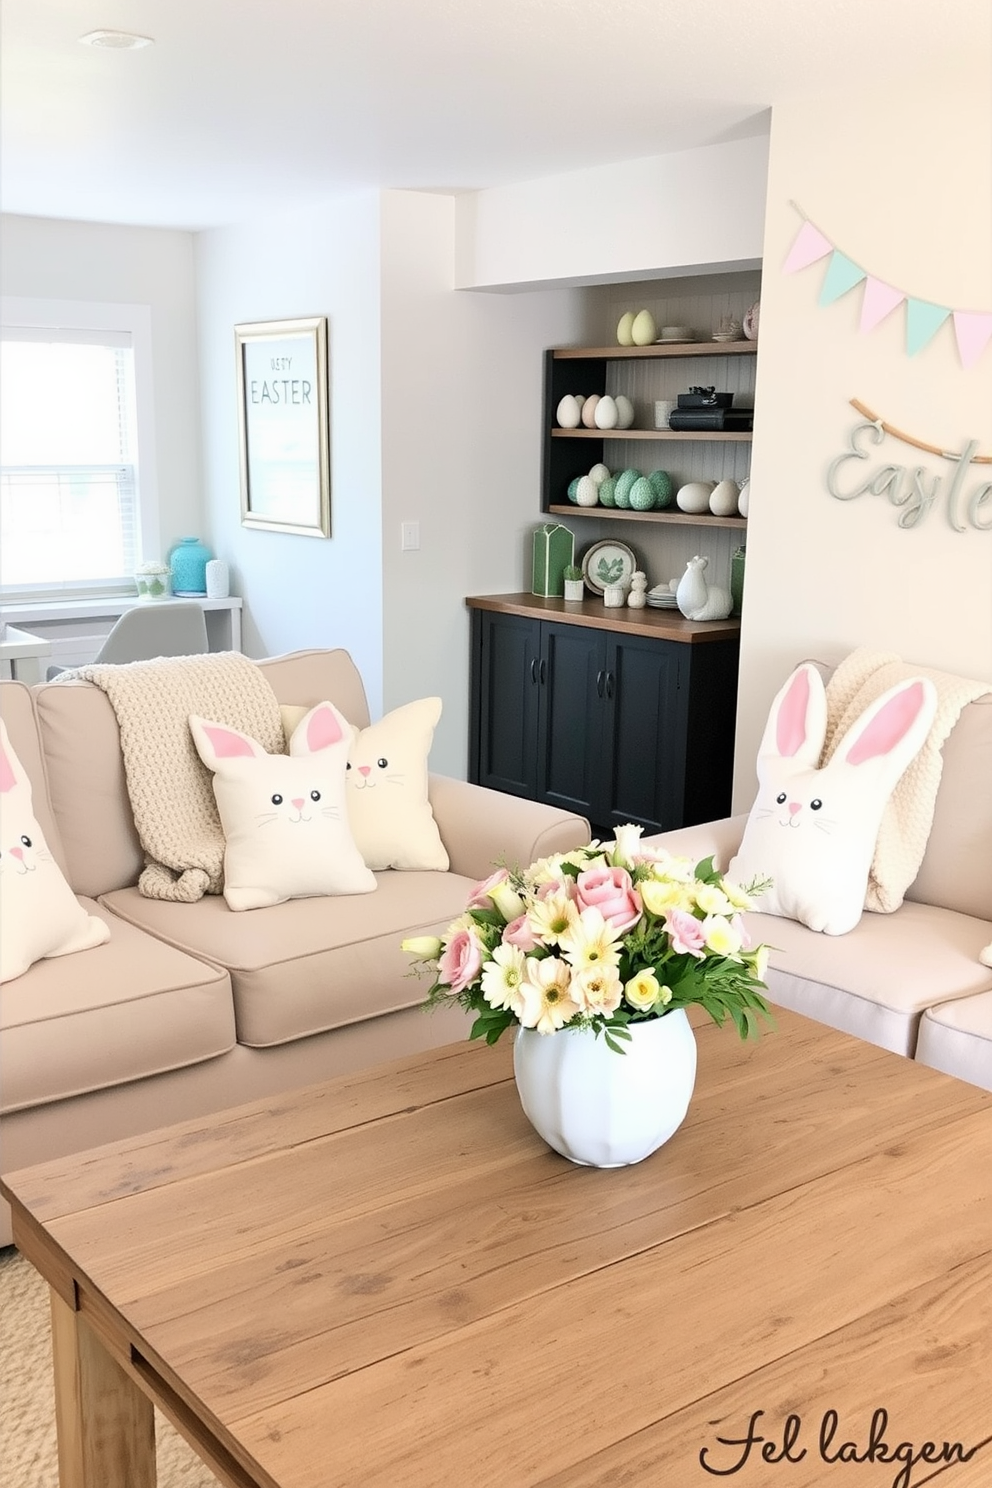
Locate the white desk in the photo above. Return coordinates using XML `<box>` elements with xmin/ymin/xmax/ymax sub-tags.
<box><xmin>0</xmin><ymin>625</ymin><xmax>53</xmax><ymax>684</ymax></box>
<box><xmin>0</xmin><ymin>595</ymin><xmax>243</xmax><ymax>654</ymax></box>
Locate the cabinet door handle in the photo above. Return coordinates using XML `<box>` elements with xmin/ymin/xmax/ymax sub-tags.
<box><xmin>605</xmin><ymin>671</ymin><xmax>615</xmax><ymax>699</ymax></box>
<box><xmin>596</xmin><ymin>669</ymin><xmax>605</xmax><ymax>698</ymax></box>
<box><xmin>530</xmin><ymin>658</ymin><xmax>538</xmax><ymax>684</ymax></box>
<box><xmin>539</xmin><ymin>658</ymin><xmax>547</xmax><ymax>684</ymax></box>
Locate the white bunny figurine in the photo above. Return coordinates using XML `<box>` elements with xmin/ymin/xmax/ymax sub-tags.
<box><xmin>729</xmin><ymin>663</ymin><xmax>937</xmax><ymax>935</ymax></box>
<box><xmin>675</xmin><ymin>555</ymin><xmax>732</xmax><ymax>621</ymax></box>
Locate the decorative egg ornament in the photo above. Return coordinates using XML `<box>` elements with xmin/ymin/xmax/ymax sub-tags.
<box><xmin>581</xmin><ymin>394</ymin><xmax>601</xmax><ymax>428</ymax></box>
<box><xmin>709</xmin><ymin>479</ymin><xmax>741</xmax><ymax>517</ymax></box>
<box><xmin>556</xmin><ymin>394</ymin><xmax>581</xmax><ymax>428</ymax></box>
<box><xmin>615</xmin><ymin>394</ymin><xmax>635</xmax><ymax>429</ymax></box>
<box><xmin>617</xmin><ymin>312</ymin><xmax>635</xmax><ymax>346</ymax></box>
<box><xmin>647</xmin><ymin>469</ymin><xmax>674</xmax><ymax>508</ymax></box>
<box><xmin>676</xmin><ymin>481</ymin><xmax>715</xmax><ymax>514</ymax></box>
<box><xmin>631</xmin><ymin>310</ymin><xmax>657</xmax><ymax>346</ymax></box>
<box><xmin>575</xmin><ymin>476</ymin><xmax>599</xmax><ymax>507</ymax></box>
<box><xmin>629</xmin><ymin>477</ymin><xmax>656</xmax><ymax>511</ymax></box>
<box><xmin>594</xmin><ymin>395</ymin><xmax>619</xmax><ymax>430</ymax></box>
<box><xmin>614</xmin><ymin>468</ymin><xmax>640</xmax><ymax>509</ymax></box>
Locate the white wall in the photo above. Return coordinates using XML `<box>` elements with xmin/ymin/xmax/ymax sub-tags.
<box><xmin>0</xmin><ymin>214</ymin><xmax>203</xmax><ymax>552</ymax></box>
<box><xmin>378</xmin><ymin>190</ymin><xmax>591</xmax><ymax>772</ymax></box>
<box><xmin>455</xmin><ymin>136</ymin><xmax>769</xmax><ymax>291</ymax></box>
<box><xmin>736</xmin><ymin>84</ymin><xmax>992</xmax><ymax>802</ymax></box>
<box><xmin>194</xmin><ymin>192</ymin><xmax>386</xmax><ymax>704</ymax></box>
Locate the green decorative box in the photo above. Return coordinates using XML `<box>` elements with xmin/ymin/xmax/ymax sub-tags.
<box><xmin>532</xmin><ymin>523</ymin><xmax>575</xmax><ymax>597</ymax></box>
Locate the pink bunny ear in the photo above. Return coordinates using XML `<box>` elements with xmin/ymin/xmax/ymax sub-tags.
<box><xmin>289</xmin><ymin>701</ymin><xmax>349</xmax><ymax>756</ymax></box>
<box><xmin>202</xmin><ymin>724</ymin><xmax>258</xmax><ymax>759</ymax></box>
<box><xmin>777</xmin><ymin>667</ymin><xmax>812</xmax><ymax>757</ymax></box>
<box><xmin>840</xmin><ymin>679</ymin><xmax>936</xmax><ymax>767</ymax></box>
<box><xmin>758</xmin><ymin>663</ymin><xmax>826</xmax><ymax>768</ymax></box>
<box><xmin>189</xmin><ymin>714</ymin><xmax>268</xmax><ymax>770</ymax></box>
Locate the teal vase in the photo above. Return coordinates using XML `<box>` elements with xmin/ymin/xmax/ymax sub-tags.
<box><xmin>169</xmin><ymin>537</ymin><xmax>213</xmax><ymax>595</ymax></box>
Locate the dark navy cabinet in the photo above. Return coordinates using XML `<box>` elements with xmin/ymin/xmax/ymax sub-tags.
<box><xmin>469</xmin><ymin>597</ymin><xmax>740</xmax><ymax>838</ymax></box>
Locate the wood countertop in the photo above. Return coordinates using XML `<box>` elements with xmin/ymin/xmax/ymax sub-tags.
<box><xmin>466</xmin><ymin>592</ymin><xmax>741</xmax><ymax>644</ymax></box>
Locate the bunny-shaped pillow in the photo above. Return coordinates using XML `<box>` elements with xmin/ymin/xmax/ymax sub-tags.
<box><xmin>1</xmin><ymin>718</ymin><xmax>110</xmax><ymax>982</ymax></box>
<box><xmin>729</xmin><ymin>663</ymin><xmax>938</xmax><ymax>935</ymax></box>
<box><xmin>190</xmin><ymin>701</ymin><xmax>376</xmax><ymax>912</ymax></box>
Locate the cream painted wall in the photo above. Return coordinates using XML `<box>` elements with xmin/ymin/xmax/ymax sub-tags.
<box><xmin>379</xmin><ymin>190</ymin><xmax>592</xmax><ymax>775</ymax></box>
<box><xmin>736</xmin><ymin>85</ymin><xmax>992</xmax><ymax>804</ymax></box>
<box><xmin>0</xmin><ymin>214</ymin><xmax>203</xmax><ymax>551</ymax></box>
<box><xmin>194</xmin><ymin>192</ymin><xmax>386</xmax><ymax>704</ymax></box>
<box><xmin>455</xmin><ymin>136</ymin><xmax>769</xmax><ymax>290</ymax></box>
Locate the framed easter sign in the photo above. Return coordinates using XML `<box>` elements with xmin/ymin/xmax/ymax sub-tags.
<box><xmin>235</xmin><ymin>315</ymin><xmax>330</xmax><ymax>537</ymax></box>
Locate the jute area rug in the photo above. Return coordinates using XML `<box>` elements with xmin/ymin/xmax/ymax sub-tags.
<box><xmin>0</xmin><ymin>1245</ymin><xmax>221</xmax><ymax>1487</ymax></box>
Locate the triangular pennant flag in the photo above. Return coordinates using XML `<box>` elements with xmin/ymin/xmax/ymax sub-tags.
<box><xmin>819</xmin><ymin>251</ymin><xmax>866</xmax><ymax>306</ymax></box>
<box><xmin>860</xmin><ymin>276</ymin><xmax>905</xmax><ymax>333</ymax></box>
<box><xmin>952</xmin><ymin>310</ymin><xmax>992</xmax><ymax>369</ymax></box>
<box><xmin>906</xmin><ymin>299</ymin><xmax>951</xmax><ymax>356</ymax></box>
<box><xmin>783</xmin><ymin>220</ymin><xmax>833</xmax><ymax>274</ymax></box>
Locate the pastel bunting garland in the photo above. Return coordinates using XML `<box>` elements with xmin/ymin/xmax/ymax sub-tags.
<box><xmin>783</xmin><ymin>205</ymin><xmax>992</xmax><ymax>369</ymax></box>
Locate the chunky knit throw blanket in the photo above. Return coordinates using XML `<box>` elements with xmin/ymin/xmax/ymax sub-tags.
<box><xmin>823</xmin><ymin>646</ymin><xmax>991</xmax><ymax>915</ymax></box>
<box><xmin>59</xmin><ymin>652</ymin><xmax>284</xmax><ymax>901</ymax></box>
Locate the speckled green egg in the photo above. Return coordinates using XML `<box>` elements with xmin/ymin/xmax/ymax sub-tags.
<box><xmin>567</xmin><ymin>477</ymin><xmax>581</xmax><ymax>503</ymax></box>
<box><xmin>614</xmin><ymin>468</ymin><xmax>640</xmax><ymax>509</ymax></box>
<box><xmin>598</xmin><ymin>475</ymin><xmax>617</xmax><ymax>508</ymax></box>
<box><xmin>648</xmin><ymin>469</ymin><xmax>674</xmax><ymax>509</ymax></box>
<box><xmin>629</xmin><ymin>476</ymin><xmax>656</xmax><ymax>511</ymax></box>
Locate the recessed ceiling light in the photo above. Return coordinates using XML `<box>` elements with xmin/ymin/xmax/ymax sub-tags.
<box><xmin>78</xmin><ymin>30</ymin><xmax>154</xmax><ymax>50</ymax></box>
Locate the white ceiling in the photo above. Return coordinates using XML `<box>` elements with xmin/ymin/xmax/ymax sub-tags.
<box><xmin>2</xmin><ymin>0</ymin><xmax>989</xmax><ymax>233</ymax></box>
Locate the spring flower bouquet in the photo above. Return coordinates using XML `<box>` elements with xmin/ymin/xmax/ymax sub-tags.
<box><xmin>403</xmin><ymin>825</ymin><xmax>774</xmax><ymax>1053</ymax></box>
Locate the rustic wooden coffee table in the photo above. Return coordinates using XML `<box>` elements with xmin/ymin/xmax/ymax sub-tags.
<box><xmin>3</xmin><ymin>1007</ymin><xmax>991</xmax><ymax>1488</ymax></box>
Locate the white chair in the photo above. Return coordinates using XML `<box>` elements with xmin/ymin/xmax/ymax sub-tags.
<box><xmin>46</xmin><ymin>601</ymin><xmax>210</xmax><ymax>679</ymax></box>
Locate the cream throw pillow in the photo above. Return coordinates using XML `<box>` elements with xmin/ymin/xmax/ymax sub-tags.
<box><xmin>280</xmin><ymin>697</ymin><xmax>449</xmax><ymax>871</ymax></box>
<box><xmin>729</xmin><ymin>663</ymin><xmax>937</xmax><ymax>935</ymax></box>
<box><xmin>0</xmin><ymin>719</ymin><xmax>110</xmax><ymax>982</ymax></box>
<box><xmin>190</xmin><ymin>701</ymin><xmax>376</xmax><ymax>911</ymax></box>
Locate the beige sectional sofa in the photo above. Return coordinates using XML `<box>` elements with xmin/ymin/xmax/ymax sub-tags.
<box><xmin>642</xmin><ymin>685</ymin><xmax>992</xmax><ymax>1087</ymax></box>
<box><xmin>0</xmin><ymin>648</ymin><xmax>591</xmax><ymax>1245</ymax></box>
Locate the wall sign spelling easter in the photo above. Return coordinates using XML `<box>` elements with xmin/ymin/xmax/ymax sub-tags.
<box><xmin>827</xmin><ymin>399</ymin><xmax>992</xmax><ymax>532</ymax></box>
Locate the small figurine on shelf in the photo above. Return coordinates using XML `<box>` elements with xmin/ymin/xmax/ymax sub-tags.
<box><xmin>627</xmin><ymin>571</ymin><xmax>648</xmax><ymax>609</ymax></box>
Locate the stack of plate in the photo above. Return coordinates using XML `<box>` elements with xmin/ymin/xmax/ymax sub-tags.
<box><xmin>658</xmin><ymin>325</ymin><xmax>694</xmax><ymax>343</ymax></box>
<box><xmin>647</xmin><ymin>584</ymin><xmax>678</xmax><ymax>609</ymax></box>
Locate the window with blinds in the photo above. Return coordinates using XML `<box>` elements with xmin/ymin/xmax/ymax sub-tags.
<box><xmin>0</xmin><ymin>326</ymin><xmax>142</xmax><ymax>599</ymax></box>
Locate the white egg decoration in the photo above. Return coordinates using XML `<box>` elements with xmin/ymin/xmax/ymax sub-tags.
<box><xmin>575</xmin><ymin>475</ymin><xmax>599</xmax><ymax>507</ymax></box>
<box><xmin>737</xmin><ymin>479</ymin><xmax>750</xmax><ymax>517</ymax></box>
<box><xmin>615</xmin><ymin>394</ymin><xmax>635</xmax><ymax>429</ymax></box>
<box><xmin>588</xmin><ymin>463</ymin><xmax>610</xmax><ymax>486</ymax></box>
<box><xmin>581</xmin><ymin>393</ymin><xmax>601</xmax><ymax>429</ymax></box>
<box><xmin>709</xmin><ymin>479</ymin><xmax>740</xmax><ymax>517</ymax></box>
<box><xmin>556</xmin><ymin>394</ymin><xmax>581</xmax><ymax>429</ymax></box>
<box><xmin>617</xmin><ymin>312</ymin><xmax>635</xmax><ymax>346</ymax></box>
<box><xmin>676</xmin><ymin>480</ymin><xmax>716</xmax><ymax>514</ymax></box>
<box><xmin>594</xmin><ymin>395</ymin><xmax>619</xmax><ymax>430</ymax></box>
<box><xmin>631</xmin><ymin>310</ymin><xmax>657</xmax><ymax>346</ymax></box>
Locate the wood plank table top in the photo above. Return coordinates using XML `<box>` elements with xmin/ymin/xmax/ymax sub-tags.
<box><xmin>3</xmin><ymin>1007</ymin><xmax>992</xmax><ymax>1488</ymax></box>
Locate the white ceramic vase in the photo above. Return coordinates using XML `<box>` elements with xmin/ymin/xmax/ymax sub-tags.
<box><xmin>513</xmin><ymin>1009</ymin><xmax>697</xmax><ymax>1167</ymax></box>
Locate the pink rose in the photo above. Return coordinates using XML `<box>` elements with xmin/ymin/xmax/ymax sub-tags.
<box><xmin>438</xmin><ymin>928</ymin><xmax>484</xmax><ymax>993</ymax></box>
<box><xmin>504</xmin><ymin>914</ymin><xmax>540</xmax><ymax>951</ymax></box>
<box><xmin>665</xmin><ymin>907</ymin><xmax>706</xmax><ymax>958</ymax></box>
<box><xmin>574</xmin><ymin>866</ymin><xmax>641</xmax><ymax>931</ymax></box>
<box><xmin>467</xmin><ymin>869</ymin><xmax>509</xmax><ymax>910</ymax></box>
